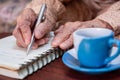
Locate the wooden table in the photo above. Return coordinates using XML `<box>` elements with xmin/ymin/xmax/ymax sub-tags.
<box><xmin>0</xmin><ymin>33</ymin><xmax>120</xmax><ymax>80</ymax></box>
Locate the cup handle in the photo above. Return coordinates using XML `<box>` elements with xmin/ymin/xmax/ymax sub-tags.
<box><xmin>104</xmin><ymin>38</ymin><xmax>120</xmax><ymax>65</ymax></box>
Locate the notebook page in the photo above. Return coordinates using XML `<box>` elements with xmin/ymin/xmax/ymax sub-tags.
<box><xmin>0</xmin><ymin>33</ymin><xmax>54</xmax><ymax>70</ymax></box>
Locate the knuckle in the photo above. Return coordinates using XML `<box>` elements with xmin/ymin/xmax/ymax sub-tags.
<box><xmin>24</xmin><ymin>20</ymin><xmax>31</xmax><ymax>26</ymax></box>
<box><xmin>22</xmin><ymin>8</ymin><xmax>37</xmax><ymax>21</ymax></box>
<box><xmin>19</xmin><ymin>24</ymin><xmax>24</xmax><ymax>29</ymax></box>
<box><xmin>40</xmin><ymin>30</ymin><xmax>47</xmax><ymax>36</ymax></box>
<box><xmin>17</xmin><ymin>18</ymin><xmax>32</xmax><ymax>27</ymax></box>
<box><xmin>38</xmin><ymin>24</ymin><xmax>50</xmax><ymax>33</ymax></box>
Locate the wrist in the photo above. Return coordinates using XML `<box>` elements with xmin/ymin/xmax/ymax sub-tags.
<box><xmin>94</xmin><ymin>19</ymin><xmax>113</xmax><ymax>30</ymax></box>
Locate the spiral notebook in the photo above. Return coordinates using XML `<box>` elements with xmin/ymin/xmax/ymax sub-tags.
<box><xmin>0</xmin><ymin>33</ymin><xmax>63</xmax><ymax>79</ymax></box>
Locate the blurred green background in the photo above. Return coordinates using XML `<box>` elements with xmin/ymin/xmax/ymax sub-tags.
<box><xmin>0</xmin><ymin>0</ymin><xmax>31</xmax><ymax>33</ymax></box>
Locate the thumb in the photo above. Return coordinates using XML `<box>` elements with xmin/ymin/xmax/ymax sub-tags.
<box><xmin>34</xmin><ymin>20</ymin><xmax>53</xmax><ymax>39</ymax></box>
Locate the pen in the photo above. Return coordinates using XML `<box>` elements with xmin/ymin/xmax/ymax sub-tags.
<box><xmin>26</xmin><ymin>4</ymin><xmax>47</xmax><ymax>55</ymax></box>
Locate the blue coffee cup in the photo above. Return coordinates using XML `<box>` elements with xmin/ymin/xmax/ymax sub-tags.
<box><xmin>73</xmin><ymin>28</ymin><xmax>120</xmax><ymax>68</ymax></box>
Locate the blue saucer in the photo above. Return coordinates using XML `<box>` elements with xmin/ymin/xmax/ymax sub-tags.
<box><xmin>62</xmin><ymin>48</ymin><xmax>120</xmax><ymax>74</ymax></box>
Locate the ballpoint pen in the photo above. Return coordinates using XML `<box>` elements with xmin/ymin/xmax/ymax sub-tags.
<box><xmin>26</xmin><ymin>4</ymin><xmax>47</xmax><ymax>55</ymax></box>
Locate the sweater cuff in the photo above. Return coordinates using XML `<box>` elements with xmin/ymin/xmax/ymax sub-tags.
<box><xmin>96</xmin><ymin>10</ymin><xmax>120</xmax><ymax>31</ymax></box>
<box><xmin>96</xmin><ymin>1</ymin><xmax>120</xmax><ymax>35</ymax></box>
<box><xmin>25</xmin><ymin>0</ymin><xmax>66</xmax><ymax>27</ymax></box>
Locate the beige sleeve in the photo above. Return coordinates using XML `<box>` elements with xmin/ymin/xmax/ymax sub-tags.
<box><xmin>25</xmin><ymin>0</ymin><xmax>66</xmax><ymax>26</ymax></box>
<box><xmin>96</xmin><ymin>1</ymin><xmax>120</xmax><ymax>35</ymax></box>
<box><xmin>59</xmin><ymin>0</ymin><xmax>72</xmax><ymax>2</ymax></box>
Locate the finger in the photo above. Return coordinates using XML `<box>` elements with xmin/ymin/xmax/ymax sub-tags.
<box><xmin>36</xmin><ymin>37</ymin><xmax>49</xmax><ymax>46</ymax></box>
<box><xmin>52</xmin><ymin>29</ymin><xmax>71</xmax><ymax>47</ymax></box>
<box><xmin>19</xmin><ymin>8</ymin><xmax>37</xmax><ymax>28</ymax></box>
<box><xmin>52</xmin><ymin>21</ymin><xmax>82</xmax><ymax>48</ymax></box>
<box><xmin>34</xmin><ymin>20</ymin><xmax>52</xmax><ymax>39</ymax></box>
<box><xmin>18</xmin><ymin>21</ymin><xmax>32</xmax><ymax>45</ymax></box>
<box><xmin>32</xmin><ymin>42</ymin><xmax>38</xmax><ymax>49</ymax></box>
<box><xmin>16</xmin><ymin>8</ymin><xmax>37</xmax><ymax>45</ymax></box>
<box><xmin>54</xmin><ymin>25</ymin><xmax>64</xmax><ymax>35</ymax></box>
<box><xmin>16</xmin><ymin>41</ymin><xmax>23</xmax><ymax>48</ymax></box>
<box><xmin>13</xmin><ymin>27</ymin><xmax>27</xmax><ymax>47</ymax></box>
<box><xmin>59</xmin><ymin>35</ymin><xmax>73</xmax><ymax>50</ymax></box>
<box><xmin>31</xmin><ymin>37</ymin><xmax>49</xmax><ymax>49</ymax></box>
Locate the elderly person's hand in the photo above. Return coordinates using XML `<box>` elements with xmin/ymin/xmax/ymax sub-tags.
<box><xmin>13</xmin><ymin>8</ymin><xmax>54</xmax><ymax>49</ymax></box>
<box><xmin>52</xmin><ymin>19</ymin><xmax>112</xmax><ymax>50</ymax></box>
<box><xmin>12</xmin><ymin>0</ymin><xmax>67</xmax><ymax>49</ymax></box>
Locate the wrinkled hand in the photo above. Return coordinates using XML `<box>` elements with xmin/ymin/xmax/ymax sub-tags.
<box><xmin>13</xmin><ymin>8</ymin><xmax>53</xmax><ymax>49</ymax></box>
<box><xmin>52</xmin><ymin>19</ymin><xmax>112</xmax><ymax>50</ymax></box>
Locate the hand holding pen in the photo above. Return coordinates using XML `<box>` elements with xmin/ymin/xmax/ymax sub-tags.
<box><xmin>27</xmin><ymin>4</ymin><xmax>47</xmax><ymax>55</ymax></box>
<box><xmin>13</xmin><ymin>4</ymin><xmax>54</xmax><ymax>54</ymax></box>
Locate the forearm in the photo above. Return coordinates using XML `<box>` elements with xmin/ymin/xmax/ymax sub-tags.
<box><xmin>25</xmin><ymin>0</ymin><xmax>66</xmax><ymax>26</ymax></box>
<box><xmin>96</xmin><ymin>1</ymin><xmax>120</xmax><ymax>36</ymax></box>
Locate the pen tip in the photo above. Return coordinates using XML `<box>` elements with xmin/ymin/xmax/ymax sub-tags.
<box><xmin>26</xmin><ymin>42</ymin><xmax>33</xmax><ymax>55</ymax></box>
<box><xmin>26</xmin><ymin>46</ymin><xmax>30</xmax><ymax>55</ymax></box>
<box><xmin>26</xmin><ymin>50</ymin><xmax>29</xmax><ymax>55</ymax></box>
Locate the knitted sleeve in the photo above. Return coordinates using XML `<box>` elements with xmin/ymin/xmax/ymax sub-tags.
<box><xmin>96</xmin><ymin>1</ymin><xmax>120</xmax><ymax>36</ymax></box>
<box><xmin>25</xmin><ymin>0</ymin><xmax>66</xmax><ymax>26</ymax></box>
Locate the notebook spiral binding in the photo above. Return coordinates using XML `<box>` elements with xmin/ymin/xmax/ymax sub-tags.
<box><xmin>18</xmin><ymin>48</ymin><xmax>64</xmax><ymax>76</ymax></box>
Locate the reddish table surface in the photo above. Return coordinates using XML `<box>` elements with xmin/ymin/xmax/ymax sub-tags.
<box><xmin>0</xmin><ymin>33</ymin><xmax>120</xmax><ymax>80</ymax></box>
